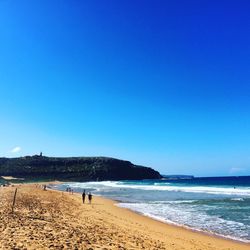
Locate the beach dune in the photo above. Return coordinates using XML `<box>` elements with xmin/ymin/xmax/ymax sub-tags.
<box><xmin>0</xmin><ymin>184</ymin><xmax>248</xmax><ymax>250</ymax></box>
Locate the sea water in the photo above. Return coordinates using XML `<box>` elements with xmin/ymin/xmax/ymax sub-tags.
<box><xmin>52</xmin><ymin>176</ymin><xmax>250</xmax><ymax>243</ymax></box>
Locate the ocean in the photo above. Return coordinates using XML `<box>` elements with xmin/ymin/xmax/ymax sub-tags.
<box><xmin>52</xmin><ymin>176</ymin><xmax>250</xmax><ymax>243</ymax></box>
<box><xmin>0</xmin><ymin>178</ymin><xmax>7</xmax><ymax>185</ymax></box>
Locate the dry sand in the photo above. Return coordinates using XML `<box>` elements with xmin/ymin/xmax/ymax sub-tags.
<box><xmin>0</xmin><ymin>184</ymin><xmax>249</xmax><ymax>250</ymax></box>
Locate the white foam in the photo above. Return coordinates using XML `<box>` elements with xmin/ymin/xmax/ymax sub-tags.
<box><xmin>151</xmin><ymin>200</ymin><xmax>197</xmax><ymax>204</ymax></box>
<box><xmin>53</xmin><ymin>181</ymin><xmax>250</xmax><ymax>242</ymax></box>
<box><xmin>68</xmin><ymin>181</ymin><xmax>250</xmax><ymax>196</ymax></box>
<box><xmin>117</xmin><ymin>202</ymin><xmax>250</xmax><ymax>243</ymax></box>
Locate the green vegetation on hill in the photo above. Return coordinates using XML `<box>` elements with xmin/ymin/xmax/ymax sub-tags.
<box><xmin>0</xmin><ymin>156</ymin><xmax>161</xmax><ymax>181</ymax></box>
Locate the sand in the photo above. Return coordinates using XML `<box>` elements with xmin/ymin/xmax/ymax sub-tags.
<box><xmin>0</xmin><ymin>184</ymin><xmax>249</xmax><ymax>250</ymax></box>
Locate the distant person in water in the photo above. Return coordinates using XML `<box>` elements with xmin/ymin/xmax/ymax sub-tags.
<box><xmin>88</xmin><ymin>192</ymin><xmax>92</xmax><ymax>204</ymax></box>
<box><xmin>82</xmin><ymin>190</ymin><xmax>86</xmax><ymax>204</ymax></box>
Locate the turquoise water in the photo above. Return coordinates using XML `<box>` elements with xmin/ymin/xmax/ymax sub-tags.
<box><xmin>52</xmin><ymin>176</ymin><xmax>250</xmax><ymax>243</ymax></box>
<box><xmin>0</xmin><ymin>178</ymin><xmax>7</xmax><ymax>184</ymax></box>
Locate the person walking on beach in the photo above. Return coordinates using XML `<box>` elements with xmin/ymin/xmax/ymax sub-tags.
<box><xmin>88</xmin><ymin>192</ymin><xmax>92</xmax><ymax>204</ymax></box>
<box><xmin>82</xmin><ymin>190</ymin><xmax>86</xmax><ymax>204</ymax></box>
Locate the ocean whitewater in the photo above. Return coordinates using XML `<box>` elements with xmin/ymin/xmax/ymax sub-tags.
<box><xmin>52</xmin><ymin>176</ymin><xmax>250</xmax><ymax>243</ymax></box>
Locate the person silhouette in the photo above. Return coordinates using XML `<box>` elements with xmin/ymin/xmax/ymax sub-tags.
<box><xmin>88</xmin><ymin>192</ymin><xmax>92</xmax><ymax>204</ymax></box>
<box><xmin>82</xmin><ymin>190</ymin><xmax>86</xmax><ymax>204</ymax></box>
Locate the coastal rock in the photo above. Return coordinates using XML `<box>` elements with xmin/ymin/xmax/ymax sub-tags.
<box><xmin>0</xmin><ymin>156</ymin><xmax>161</xmax><ymax>181</ymax></box>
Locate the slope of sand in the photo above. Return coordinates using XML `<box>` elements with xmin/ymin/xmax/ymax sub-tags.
<box><xmin>0</xmin><ymin>184</ymin><xmax>249</xmax><ymax>250</ymax></box>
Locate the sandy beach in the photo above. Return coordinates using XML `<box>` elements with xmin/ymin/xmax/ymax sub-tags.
<box><xmin>0</xmin><ymin>184</ymin><xmax>249</xmax><ymax>250</ymax></box>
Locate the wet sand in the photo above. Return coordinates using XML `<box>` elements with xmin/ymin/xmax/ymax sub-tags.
<box><xmin>0</xmin><ymin>184</ymin><xmax>249</xmax><ymax>249</ymax></box>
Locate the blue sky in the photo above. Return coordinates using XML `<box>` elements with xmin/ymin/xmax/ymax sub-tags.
<box><xmin>0</xmin><ymin>1</ymin><xmax>249</xmax><ymax>176</ymax></box>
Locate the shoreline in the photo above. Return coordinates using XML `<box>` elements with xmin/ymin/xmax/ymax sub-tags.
<box><xmin>72</xmin><ymin>191</ymin><xmax>250</xmax><ymax>249</ymax></box>
<box><xmin>48</xmin><ymin>184</ymin><xmax>250</xmax><ymax>249</ymax></box>
<box><xmin>2</xmin><ymin>182</ymin><xmax>249</xmax><ymax>249</ymax></box>
<box><xmin>49</xmin><ymin>182</ymin><xmax>250</xmax><ymax>245</ymax></box>
<box><xmin>117</xmin><ymin>203</ymin><xmax>250</xmax><ymax>245</ymax></box>
<box><xmin>95</xmin><ymin>196</ymin><xmax>250</xmax><ymax>247</ymax></box>
<box><xmin>85</xmin><ymin>192</ymin><xmax>250</xmax><ymax>245</ymax></box>
<box><xmin>115</xmin><ymin>202</ymin><xmax>250</xmax><ymax>245</ymax></box>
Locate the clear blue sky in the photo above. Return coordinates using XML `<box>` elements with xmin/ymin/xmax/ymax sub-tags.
<box><xmin>0</xmin><ymin>1</ymin><xmax>249</xmax><ymax>176</ymax></box>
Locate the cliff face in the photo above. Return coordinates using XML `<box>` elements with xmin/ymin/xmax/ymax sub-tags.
<box><xmin>0</xmin><ymin>156</ymin><xmax>161</xmax><ymax>181</ymax></box>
